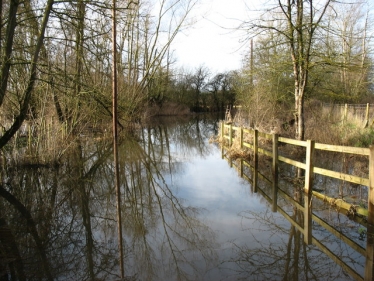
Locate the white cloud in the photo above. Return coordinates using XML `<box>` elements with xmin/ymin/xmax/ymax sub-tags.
<box><xmin>172</xmin><ymin>0</ymin><xmax>249</xmax><ymax>73</ymax></box>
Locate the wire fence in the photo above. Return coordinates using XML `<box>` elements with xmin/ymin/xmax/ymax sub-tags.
<box><xmin>322</xmin><ymin>103</ymin><xmax>374</xmax><ymax>127</ymax></box>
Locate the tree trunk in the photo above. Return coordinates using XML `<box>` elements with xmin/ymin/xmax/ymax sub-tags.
<box><xmin>295</xmin><ymin>86</ymin><xmax>305</xmax><ymax>141</ymax></box>
<box><xmin>0</xmin><ymin>0</ymin><xmax>20</xmax><ymax>107</ymax></box>
<box><xmin>0</xmin><ymin>0</ymin><xmax>54</xmax><ymax>149</ymax></box>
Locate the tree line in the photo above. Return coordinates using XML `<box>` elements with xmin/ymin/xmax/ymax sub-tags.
<box><xmin>0</xmin><ymin>0</ymin><xmax>201</xmax><ymax>149</ymax></box>
<box><xmin>147</xmin><ymin>65</ymin><xmax>237</xmax><ymax>113</ymax></box>
<box><xmin>0</xmin><ymin>0</ymin><xmax>373</xmax><ymax>149</ymax></box>
<box><xmin>235</xmin><ymin>0</ymin><xmax>373</xmax><ymax>140</ymax></box>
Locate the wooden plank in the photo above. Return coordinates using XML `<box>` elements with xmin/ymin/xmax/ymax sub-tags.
<box><xmin>312</xmin><ymin>238</ymin><xmax>364</xmax><ymax>281</ymax></box>
<box><xmin>243</xmin><ymin>128</ymin><xmax>252</xmax><ymax>134</ymax></box>
<box><xmin>278</xmin><ymin>155</ymin><xmax>306</xmax><ymax>169</ymax></box>
<box><xmin>223</xmin><ymin>138</ymin><xmax>366</xmax><ymax>281</ymax></box>
<box><xmin>278</xmin><ymin>187</ymin><xmax>304</xmax><ymax>211</ymax></box>
<box><xmin>278</xmin><ymin>136</ymin><xmax>307</xmax><ymax>147</ymax></box>
<box><xmin>312</xmin><ymin>214</ymin><xmax>366</xmax><ymax>256</ymax></box>
<box><xmin>242</xmin><ymin>159</ymin><xmax>271</xmax><ymax>185</ymax></box>
<box><xmin>254</xmin><ymin>130</ymin><xmax>259</xmax><ymax>193</ymax></box>
<box><xmin>242</xmin><ymin>165</ymin><xmax>367</xmax><ymax>258</ymax></box>
<box><xmin>367</xmin><ymin>230</ymin><xmax>374</xmax><ymax>281</ymax></box>
<box><xmin>243</xmin><ymin>173</ymin><xmax>252</xmax><ymax>184</ymax></box>
<box><xmin>312</xmin><ymin>191</ymin><xmax>368</xmax><ymax>217</ymax></box>
<box><xmin>232</xmin><ymin>125</ymin><xmax>240</xmax><ymax>131</ymax></box>
<box><xmin>259</xmin><ymin>147</ymin><xmax>272</xmax><ymax>157</ymax></box>
<box><xmin>229</xmin><ymin>126</ymin><xmax>369</xmax><ymax>156</ymax></box>
<box><xmin>283</xmin><ymin>187</ymin><xmax>372</xmax><ymax>225</ymax></box>
<box><xmin>365</xmin><ymin>145</ymin><xmax>374</xmax><ymax>281</ymax></box>
<box><xmin>304</xmin><ymin>140</ymin><xmax>314</xmax><ymax>245</ymax></box>
<box><xmin>313</xmin><ymin>167</ymin><xmax>369</xmax><ymax>186</ymax></box>
<box><xmin>239</xmin><ymin>157</ymin><xmax>365</xmax><ymax>281</ymax></box>
<box><xmin>222</xmin><ymin>124</ymin><xmax>371</xmax><ymax>220</ymax></box>
<box><xmin>240</xmin><ymin>127</ymin><xmax>243</xmax><ymax>149</ymax></box>
<box><xmin>257</xmin><ymin>185</ymin><xmax>272</xmax><ymax>204</ymax></box>
<box><xmin>258</xmin><ymin>131</ymin><xmax>272</xmax><ymax>139</ymax></box>
<box><xmin>243</xmin><ymin>161</ymin><xmax>251</xmax><ymax>169</ymax></box>
<box><xmin>272</xmin><ymin>134</ymin><xmax>278</xmax><ymax>212</ymax></box>
<box><xmin>243</xmin><ymin>142</ymin><xmax>253</xmax><ymax>149</ymax></box>
<box><xmin>277</xmin><ymin>207</ymin><xmax>304</xmax><ymax>233</ymax></box>
<box><xmin>277</xmin><ymin>186</ymin><xmax>366</xmax><ymax>255</ymax></box>
<box><xmin>315</xmin><ymin>143</ymin><xmax>370</xmax><ymax>156</ymax></box>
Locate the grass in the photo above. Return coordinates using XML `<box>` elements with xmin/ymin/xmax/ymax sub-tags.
<box><xmin>302</xmin><ymin>102</ymin><xmax>374</xmax><ymax>147</ymax></box>
<box><xmin>346</xmin><ymin>127</ymin><xmax>374</xmax><ymax>147</ymax></box>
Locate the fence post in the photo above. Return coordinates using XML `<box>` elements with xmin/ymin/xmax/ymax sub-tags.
<box><xmin>221</xmin><ymin>122</ymin><xmax>224</xmax><ymax>140</ymax></box>
<box><xmin>304</xmin><ymin>140</ymin><xmax>315</xmax><ymax>245</ymax></box>
<box><xmin>272</xmin><ymin>133</ymin><xmax>279</xmax><ymax>212</ymax></box>
<box><xmin>221</xmin><ymin>123</ymin><xmax>225</xmax><ymax>159</ymax></box>
<box><xmin>365</xmin><ymin>145</ymin><xmax>374</xmax><ymax>280</ymax></box>
<box><xmin>344</xmin><ymin>103</ymin><xmax>348</xmax><ymax>123</ymax></box>
<box><xmin>254</xmin><ymin>129</ymin><xmax>258</xmax><ymax>193</ymax></box>
<box><xmin>364</xmin><ymin>103</ymin><xmax>369</xmax><ymax>128</ymax></box>
<box><xmin>229</xmin><ymin>124</ymin><xmax>233</xmax><ymax>147</ymax></box>
<box><xmin>240</xmin><ymin>127</ymin><xmax>243</xmax><ymax>149</ymax></box>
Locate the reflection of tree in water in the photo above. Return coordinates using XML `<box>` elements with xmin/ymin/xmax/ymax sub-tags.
<box><xmin>229</xmin><ymin>158</ymin><xmax>365</xmax><ymax>281</ymax></box>
<box><xmin>0</xmin><ymin>140</ymin><xmax>120</xmax><ymax>280</ymax></box>
<box><xmin>119</xmin><ymin>134</ymin><xmax>217</xmax><ymax>280</ymax></box>
<box><xmin>229</xmin><ymin>204</ymin><xmax>362</xmax><ymax>281</ymax></box>
<box><xmin>143</xmin><ymin>115</ymin><xmax>219</xmax><ymax>159</ymax></box>
<box><xmin>0</xmin><ymin>116</ymin><xmax>218</xmax><ymax>280</ymax></box>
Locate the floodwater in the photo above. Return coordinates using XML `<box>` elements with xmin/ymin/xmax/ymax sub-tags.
<box><xmin>0</xmin><ymin>115</ymin><xmax>367</xmax><ymax>280</ymax></box>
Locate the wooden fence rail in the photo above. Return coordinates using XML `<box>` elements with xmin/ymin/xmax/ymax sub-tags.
<box><xmin>224</xmin><ymin>151</ymin><xmax>366</xmax><ymax>280</ymax></box>
<box><xmin>221</xmin><ymin>122</ymin><xmax>374</xmax><ymax>281</ymax></box>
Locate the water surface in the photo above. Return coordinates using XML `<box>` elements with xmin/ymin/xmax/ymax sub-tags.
<box><xmin>0</xmin><ymin>115</ymin><xmax>363</xmax><ymax>280</ymax></box>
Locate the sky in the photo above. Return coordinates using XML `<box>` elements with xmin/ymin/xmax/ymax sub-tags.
<box><xmin>172</xmin><ymin>0</ymin><xmax>251</xmax><ymax>74</ymax></box>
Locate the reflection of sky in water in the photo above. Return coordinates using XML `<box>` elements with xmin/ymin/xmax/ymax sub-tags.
<box><xmin>164</xmin><ymin>142</ymin><xmax>291</xmax><ymax>278</ymax></box>
<box><xmin>170</xmin><ymin>142</ymin><xmax>272</xmax><ymax>226</ymax></box>
<box><xmin>2</xmin><ymin>117</ymin><xmax>364</xmax><ymax>281</ymax></box>
<box><xmin>139</xmin><ymin>119</ymin><xmax>363</xmax><ymax>280</ymax></box>
<box><xmin>161</xmin><ymin>139</ymin><xmax>361</xmax><ymax>280</ymax></box>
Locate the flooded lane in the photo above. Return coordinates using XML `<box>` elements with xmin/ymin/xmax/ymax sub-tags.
<box><xmin>0</xmin><ymin>115</ymin><xmax>363</xmax><ymax>280</ymax></box>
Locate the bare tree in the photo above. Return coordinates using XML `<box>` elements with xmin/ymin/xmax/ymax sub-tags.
<box><xmin>187</xmin><ymin>65</ymin><xmax>210</xmax><ymax>111</ymax></box>
<box><xmin>314</xmin><ymin>1</ymin><xmax>373</xmax><ymax>102</ymax></box>
<box><xmin>240</xmin><ymin>0</ymin><xmax>333</xmax><ymax>140</ymax></box>
<box><xmin>0</xmin><ymin>0</ymin><xmax>55</xmax><ymax>148</ymax></box>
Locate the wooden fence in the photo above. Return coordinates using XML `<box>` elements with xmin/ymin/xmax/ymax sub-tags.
<box><xmin>221</xmin><ymin>122</ymin><xmax>374</xmax><ymax>281</ymax></box>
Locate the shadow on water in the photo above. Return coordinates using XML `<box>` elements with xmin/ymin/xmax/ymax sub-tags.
<box><xmin>0</xmin><ymin>114</ymin><xmax>368</xmax><ymax>280</ymax></box>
